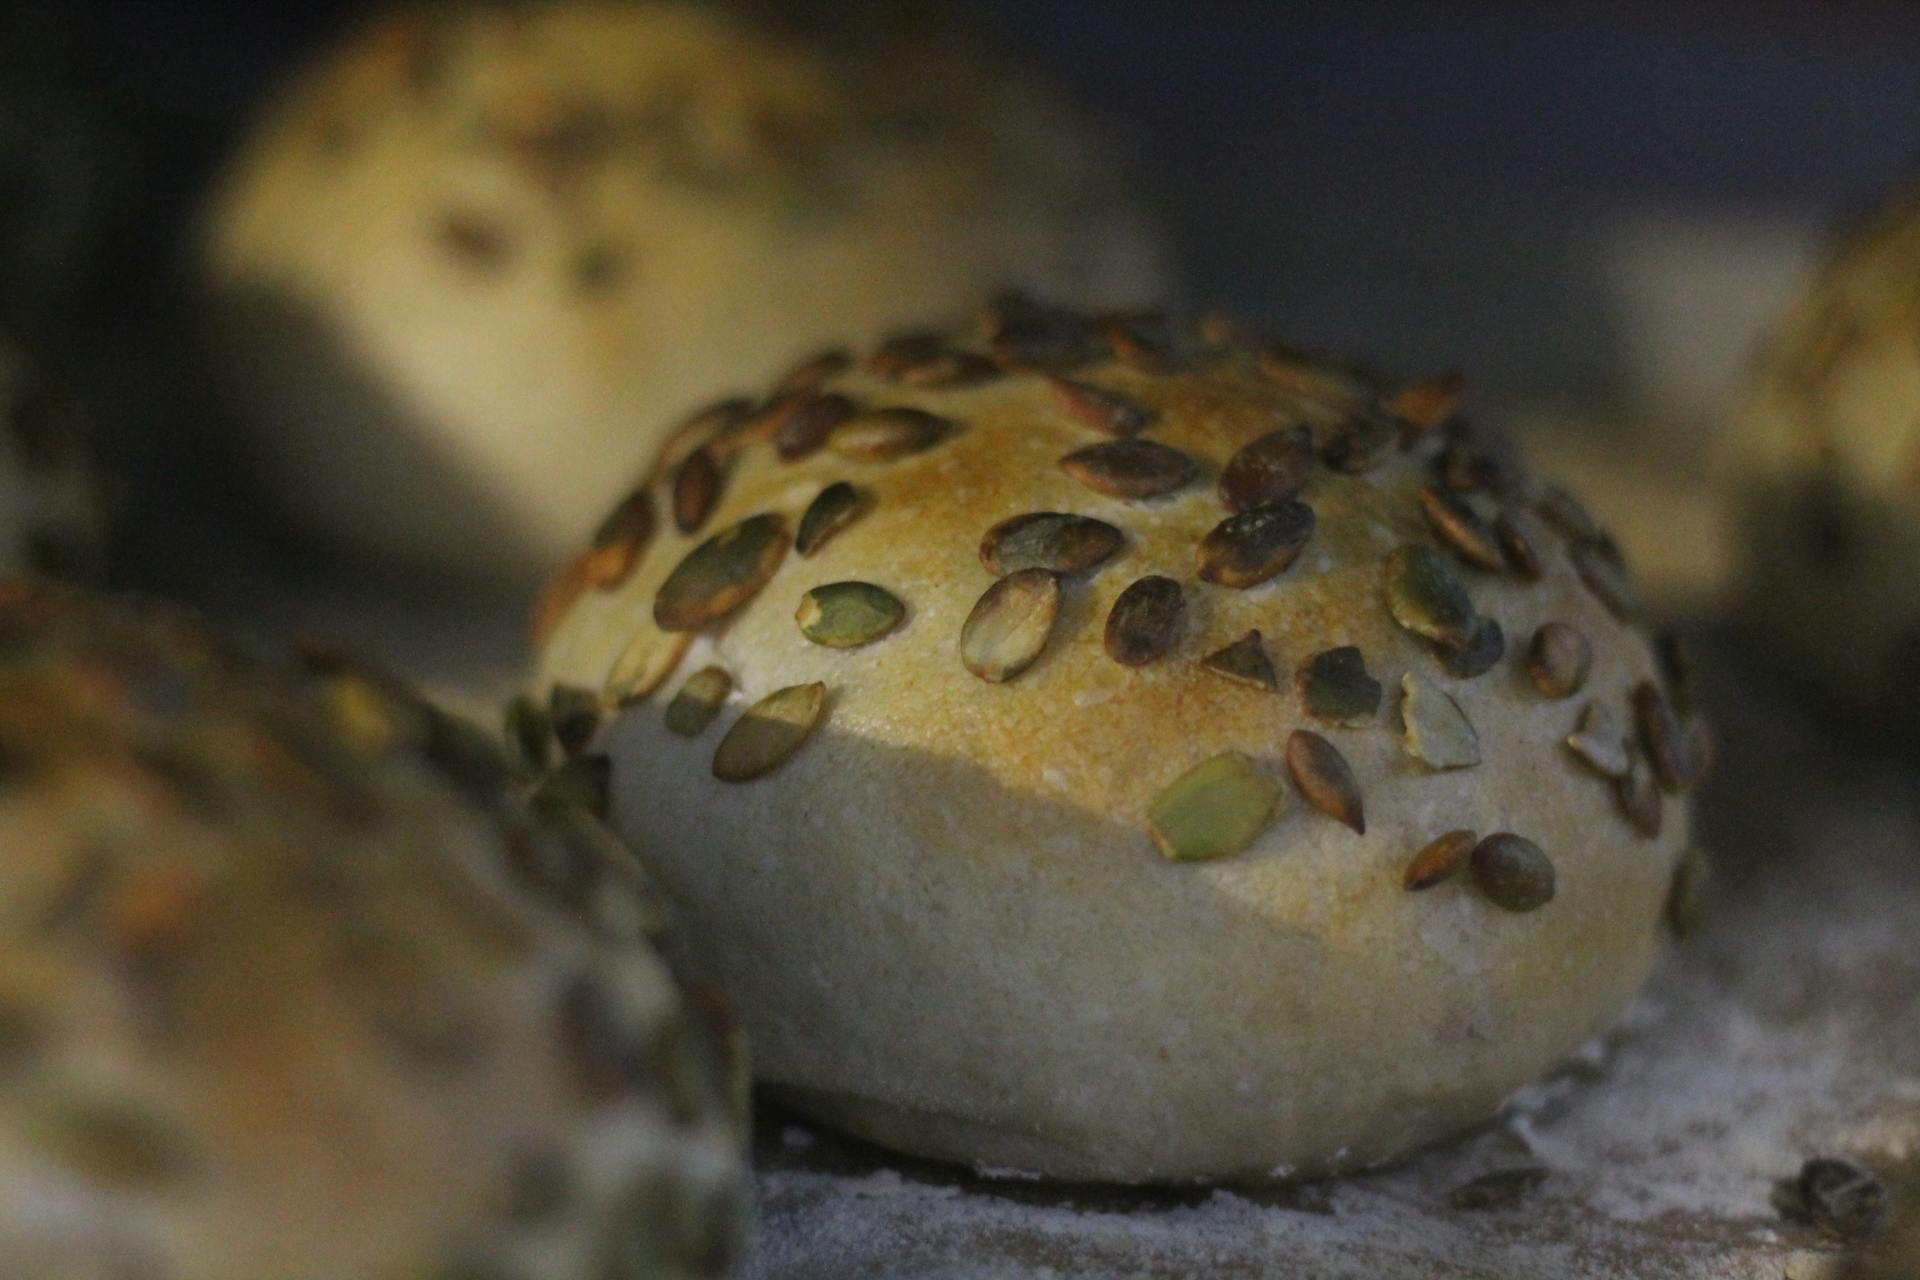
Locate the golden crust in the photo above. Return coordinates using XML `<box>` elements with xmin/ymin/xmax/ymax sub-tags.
<box><xmin>0</xmin><ymin>582</ymin><xmax>744</xmax><ymax>1279</ymax></box>
<box><xmin>536</xmin><ymin>303</ymin><xmax>1698</xmax><ymax>1183</ymax></box>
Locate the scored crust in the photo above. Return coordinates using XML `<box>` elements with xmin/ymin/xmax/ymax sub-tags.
<box><xmin>535</xmin><ymin>298</ymin><xmax>1703</xmax><ymax>1183</ymax></box>
<box><xmin>0</xmin><ymin>582</ymin><xmax>745</xmax><ymax>1279</ymax></box>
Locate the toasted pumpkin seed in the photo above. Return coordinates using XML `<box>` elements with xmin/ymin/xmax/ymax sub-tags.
<box><xmin>1565</xmin><ymin>700</ymin><xmax>1631</xmax><ymax>778</ymax></box>
<box><xmin>988</xmin><ymin>307</ymin><xmax>1093</xmax><ymax>370</ymax></box>
<box><xmin>1297</xmin><ymin>646</ymin><xmax>1382</xmax><ymax>724</ymax></box>
<box><xmin>654</xmin><ymin>397</ymin><xmax>752</xmax><ymax>478</ymax></box>
<box><xmin>775</xmin><ymin>392</ymin><xmax>857</xmax><ymax>462</ymax></box>
<box><xmin>867</xmin><ymin>330</ymin><xmax>946</xmax><ymax>380</ymax></box>
<box><xmin>1260</xmin><ymin>347</ymin><xmax>1365</xmax><ymax>407</ymax></box>
<box><xmin>548</xmin><ymin>685</ymin><xmax>602</xmax><ymax>757</ymax></box>
<box><xmin>1666</xmin><ymin>846</ymin><xmax>1708</xmax><ymax>938</ymax></box>
<box><xmin>899</xmin><ymin>349</ymin><xmax>998</xmax><ymax>388</ymax></box>
<box><xmin>1615</xmin><ymin>746</ymin><xmax>1663</xmax><ymax>837</ymax></box>
<box><xmin>1405</xmin><ymin>829</ymin><xmax>1477</xmax><ymax>890</ymax></box>
<box><xmin>796</xmin><ymin>482</ymin><xmax>862</xmax><ymax>557</ymax></box>
<box><xmin>774</xmin><ymin>348</ymin><xmax>850</xmax><ymax>396</ymax></box>
<box><xmin>712</xmin><ymin>683</ymin><xmax>826</xmax><ymax>782</ymax></box>
<box><xmin>1536</xmin><ymin>484</ymin><xmax>1601</xmax><ymax>543</ymax></box>
<box><xmin>1105</xmin><ymin>576</ymin><xmax>1185</xmax><ymax>666</ymax></box>
<box><xmin>1197</xmin><ymin>501</ymin><xmax>1315</xmax><ymax>588</ymax></box>
<box><xmin>1219</xmin><ymin>426</ymin><xmax>1313</xmax><ymax>512</ymax></box>
<box><xmin>1286</xmin><ymin>730</ymin><xmax>1365</xmax><ymax>833</ymax></box>
<box><xmin>1420</xmin><ymin>486</ymin><xmax>1505</xmax><ymax>571</ymax></box>
<box><xmin>1059</xmin><ymin>438</ymin><xmax>1196</xmax><ymax>499</ymax></box>
<box><xmin>1385</xmin><ymin>371</ymin><xmax>1465</xmax><ymax>433</ymax></box>
<box><xmin>979</xmin><ymin>512</ymin><xmax>1123</xmax><ymax>577</ymax></box>
<box><xmin>671</xmin><ymin>447</ymin><xmax>720</xmax><ymax>534</ymax></box>
<box><xmin>960</xmin><ymin>568</ymin><xmax>1059</xmax><ymax>683</ymax></box>
<box><xmin>1401</xmin><ymin>672</ymin><xmax>1481</xmax><ymax>770</ymax></box>
<box><xmin>1494</xmin><ymin>507</ymin><xmax>1546</xmax><ymax>579</ymax></box>
<box><xmin>654</xmin><ymin>513</ymin><xmax>788</xmax><ymax>631</ymax></box>
<box><xmin>1385</xmin><ymin>545</ymin><xmax>1476</xmax><ymax>648</ymax></box>
<box><xmin>664</xmin><ymin>667</ymin><xmax>733</xmax><ymax>737</ymax></box>
<box><xmin>796</xmin><ymin>581</ymin><xmax>905</xmax><ymax>648</ymax></box>
<box><xmin>1782</xmin><ymin>1157</ymin><xmax>1886</xmax><ymax>1241</ymax></box>
<box><xmin>1442</xmin><ymin>616</ymin><xmax>1506</xmax><ymax>679</ymax></box>
<box><xmin>584</xmin><ymin>486</ymin><xmax>655</xmax><ymax>588</ymax></box>
<box><xmin>1051</xmin><ymin>376</ymin><xmax>1153</xmax><ymax>437</ymax></box>
<box><xmin>1202</xmin><ymin>630</ymin><xmax>1278</xmax><ymax>690</ymax></box>
<box><xmin>1320</xmin><ymin>411</ymin><xmax>1400</xmax><ymax>473</ymax></box>
<box><xmin>1147</xmin><ymin>751</ymin><xmax>1283</xmax><ymax>862</ymax></box>
<box><xmin>1633</xmin><ymin>680</ymin><xmax>1695</xmax><ymax>791</ymax></box>
<box><xmin>829</xmin><ymin>407</ymin><xmax>953</xmax><ymax>460</ymax></box>
<box><xmin>1449</xmin><ymin>1167</ymin><xmax>1549</xmax><ymax>1210</ymax></box>
<box><xmin>1572</xmin><ymin>540</ymin><xmax>1640</xmax><ymax>620</ymax></box>
<box><xmin>603</xmin><ymin>626</ymin><xmax>694</xmax><ymax>706</ymax></box>
<box><xmin>1102</xmin><ymin>314</ymin><xmax>1170</xmax><ymax>369</ymax></box>
<box><xmin>1527</xmin><ymin>623</ymin><xmax>1592</xmax><ymax>698</ymax></box>
<box><xmin>1471</xmin><ymin>834</ymin><xmax>1555</xmax><ymax>912</ymax></box>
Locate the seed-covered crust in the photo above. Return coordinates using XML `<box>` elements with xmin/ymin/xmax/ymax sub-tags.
<box><xmin>1724</xmin><ymin>178</ymin><xmax>1920</xmax><ymax>735</ymax></box>
<box><xmin>535</xmin><ymin>298</ymin><xmax>1699</xmax><ymax>1183</ymax></box>
<box><xmin>0</xmin><ymin>582</ymin><xmax>744</xmax><ymax>1279</ymax></box>
<box><xmin>199</xmin><ymin>2</ymin><xmax>1171</xmax><ymax>582</ymax></box>
<box><xmin>0</xmin><ymin>340</ymin><xmax>103</xmax><ymax>580</ymax></box>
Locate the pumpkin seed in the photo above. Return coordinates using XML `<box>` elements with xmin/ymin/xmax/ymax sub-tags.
<box><xmin>1059</xmin><ymin>438</ymin><xmax>1196</xmax><ymax>499</ymax></box>
<box><xmin>1442</xmin><ymin>616</ymin><xmax>1506</xmax><ymax>679</ymax></box>
<box><xmin>503</xmin><ymin>695</ymin><xmax>552</xmax><ymax>774</ymax></box>
<box><xmin>1564</xmin><ymin>701</ymin><xmax>1631</xmax><ymax>778</ymax></box>
<box><xmin>829</xmin><ymin>407</ymin><xmax>954</xmax><ymax>460</ymax></box>
<box><xmin>1419</xmin><ymin>487</ymin><xmax>1505</xmax><ymax>571</ymax></box>
<box><xmin>1405</xmin><ymin>829</ymin><xmax>1477</xmax><ymax>890</ymax></box>
<box><xmin>1286</xmin><ymin>730</ymin><xmax>1365</xmax><ymax>833</ymax></box>
<box><xmin>1296</xmin><ymin>647</ymin><xmax>1382</xmax><ymax>724</ymax></box>
<box><xmin>1102</xmin><ymin>314</ymin><xmax>1171</xmax><ymax>369</ymax></box>
<box><xmin>1320</xmin><ymin>411</ymin><xmax>1400</xmax><ymax>474</ymax></box>
<box><xmin>1494</xmin><ymin>507</ymin><xmax>1546</xmax><ymax>579</ymax></box>
<box><xmin>654</xmin><ymin>397</ymin><xmax>751</xmax><ymax>478</ymax></box>
<box><xmin>960</xmin><ymin>568</ymin><xmax>1059</xmax><ymax>683</ymax></box>
<box><xmin>1400</xmin><ymin>672</ymin><xmax>1481</xmax><ymax>770</ymax></box>
<box><xmin>1781</xmin><ymin>1157</ymin><xmax>1886</xmax><ymax>1240</ymax></box>
<box><xmin>1449</xmin><ymin>1167</ymin><xmax>1549</xmax><ymax>1210</ymax></box>
<box><xmin>1260</xmin><ymin>347</ymin><xmax>1365</xmax><ymax>407</ymax></box>
<box><xmin>664</xmin><ymin>667</ymin><xmax>733</xmax><ymax>737</ymax></box>
<box><xmin>1654</xmin><ymin>631</ymin><xmax>1697</xmax><ymax>713</ymax></box>
<box><xmin>1572</xmin><ymin>540</ymin><xmax>1641</xmax><ymax>621</ymax></box>
<box><xmin>654</xmin><ymin>513</ymin><xmax>788</xmax><ymax>631</ymax></box>
<box><xmin>603</xmin><ymin>626</ymin><xmax>693</xmax><ymax>706</ymax></box>
<box><xmin>867</xmin><ymin>330</ymin><xmax>946</xmax><ymax>380</ymax></box>
<box><xmin>979</xmin><ymin>512</ymin><xmax>1123</xmax><ymax>577</ymax></box>
<box><xmin>1527</xmin><ymin>623</ymin><xmax>1592</xmax><ymax>698</ymax></box>
<box><xmin>1536</xmin><ymin>485</ymin><xmax>1601</xmax><ymax>543</ymax></box>
<box><xmin>1666</xmin><ymin>846</ymin><xmax>1708</xmax><ymax>939</ymax></box>
<box><xmin>1470</xmin><ymin>834</ymin><xmax>1556</xmax><ymax>912</ymax></box>
<box><xmin>775</xmin><ymin>392</ymin><xmax>857</xmax><ymax>462</ymax></box>
<box><xmin>1219</xmin><ymin>426</ymin><xmax>1314</xmax><ymax>512</ymax></box>
<box><xmin>584</xmin><ymin>486</ymin><xmax>655</xmax><ymax>587</ymax></box>
<box><xmin>1202</xmin><ymin>630</ymin><xmax>1278</xmax><ymax>690</ymax></box>
<box><xmin>537</xmin><ymin>754</ymin><xmax>611</xmax><ymax>818</ymax></box>
<box><xmin>1197</xmin><ymin>501</ymin><xmax>1315</xmax><ymax>588</ymax></box>
<box><xmin>1105</xmin><ymin>576</ymin><xmax>1185</xmax><ymax>666</ymax></box>
<box><xmin>1050</xmin><ymin>376</ymin><xmax>1153</xmax><ymax>436</ymax></box>
<box><xmin>533</xmin><ymin>557</ymin><xmax>590</xmax><ymax>649</ymax></box>
<box><xmin>712</xmin><ymin>683</ymin><xmax>826</xmax><ymax>782</ymax></box>
<box><xmin>1384</xmin><ymin>371</ymin><xmax>1465</xmax><ymax>434</ymax></box>
<box><xmin>671</xmin><ymin>448</ymin><xmax>721</xmax><ymax>534</ymax></box>
<box><xmin>796</xmin><ymin>581</ymin><xmax>905</xmax><ymax>648</ymax></box>
<box><xmin>1385</xmin><ymin>545</ymin><xmax>1476</xmax><ymax>648</ymax></box>
<box><xmin>796</xmin><ymin>482</ymin><xmax>862</xmax><ymax>557</ymax></box>
<box><xmin>987</xmin><ymin>303</ymin><xmax>1093</xmax><ymax>370</ymax></box>
<box><xmin>1615</xmin><ymin>746</ymin><xmax>1663</xmax><ymax>838</ymax></box>
<box><xmin>1147</xmin><ymin>751</ymin><xmax>1283</xmax><ymax>862</ymax></box>
<box><xmin>774</xmin><ymin>348</ymin><xmax>850</xmax><ymax>396</ymax></box>
<box><xmin>898</xmin><ymin>348</ymin><xmax>998</xmax><ymax>388</ymax></box>
<box><xmin>548</xmin><ymin>685</ymin><xmax>602</xmax><ymax>757</ymax></box>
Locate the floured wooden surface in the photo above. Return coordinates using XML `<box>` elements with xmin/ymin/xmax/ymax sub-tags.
<box><xmin>744</xmin><ymin>636</ymin><xmax>1920</xmax><ymax>1279</ymax></box>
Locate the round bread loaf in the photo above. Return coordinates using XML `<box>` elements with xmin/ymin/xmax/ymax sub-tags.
<box><xmin>531</xmin><ymin>297</ymin><xmax>1706</xmax><ymax>1183</ymax></box>
<box><xmin>200</xmin><ymin>1</ymin><xmax>1170</xmax><ymax>585</ymax></box>
<box><xmin>0</xmin><ymin>340</ymin><xmax>103</xmax><ymax>580</ymax></box>
<box><xmin>0</xmin><ymin>581</ymin><xmax>745</xmax><ymax>1278</ymax></box>
<box><xmin>1723</xmin><ymin>179</ymin><xmax>1920</xmax><ymax>736</ymax></box>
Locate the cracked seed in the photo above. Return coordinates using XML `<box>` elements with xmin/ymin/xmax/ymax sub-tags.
<box><xmin>1401</xmin><ymin>673</ymin><xmax>1481</xmax><ymax>770</ymax></box>
<box><xmin>1564</xmin><ymin>701</ymin><xmax>1631</xmax><ymax>778</ymax></box>
<box><xmin>1202</xmin><ymin>630</ymin><xmax>1278</xmax><ymax>690</ymax></box>
<box><xmin>1296</xmin><ymin>647</ymin><xmax>1382</xmax><ymax>724</ymax></box>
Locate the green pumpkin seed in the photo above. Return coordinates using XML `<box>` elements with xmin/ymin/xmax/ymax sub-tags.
<box><xmin>1296</xmin><ymin>646</ymin><xmax>1382</xmax><ymax>724</ymax></box>
<box><xmin>1059</xmin><ymin>438</ymin><xmax>1196</xmax><ymax>498</ymax></box>
<box><xmin>829</xmin><ymin>407</ymin><xmax>953</xmax><ymax>460</ymax></box>
<box><xmin>1527</xmin><ymin>623</ymin><xmax>1592</xmax><ymax>698</ymax></box>
<box><xmin>1400</xmin><ymin>672</ymin><xmax>1481</xmax><ymax>770</ymax></box>
<box><xmin>960</xmin><ymin>568</ymin><xmax>1059</xmax><ymax>683</ymax></box>
<box><xmin>1219</xmin><ymin>426</ymin><xmax>1314</xmax><ymax>512</ymax></box>
<box><xmin>1202</xmin><ymin>630</ymin><xmax>1278</xmax><ymax>690</ymax></box>
<box><xmin>1666</xmin><ymin>846</ymin><xmax>1708</xmax><ymax>938</ymax></box>
<box><xmin>1442</xmin><ymin>616</ymin><xmax>1506</xmax><ymax>679</ymax></box>
<box><xmin>1197</xmin><ymin>501</ymin><xmax>1315</xmax><ymax>588</ymax></box>
<box><xmin>1419</xmin><ymin>486</ymin><xmax>1505</xmax><ymax>571</ymax></box>
<box><xmin>712</xmin><ymin>683</ymin><xmax>827</xmax><ymax>782</ymax></box>
<box><xmin>548</xmin><ymin>685</ymin><xmax>603</xmax><ymax>757</ymax></box>
<box><xmin>1286</xmin><ymin>730</ymin><xmax>1365</xmax><ymax>833</ymax></box>
<box><xmin>1147</xmin><ymin>751</ymin><xmax>1283</xmax><ymax>862</ymax></box>
<box><xmin>1564</xmin><ymin>700</ymin><xmax>1631</xmax><ymax>779</ymax></box>
<box><xmin>796</xmin><ymin>482</ymin><xmax>863</xmax><ymax>557</ymax></box>
<box><xmin>796</xmin><ymin>581</ymin><xmax>905</xmax><ymax>648</ymax></box>
<box><xmin>664</xmin><ymin>667</ymin><xmax>733</xmax><ymax>737</ymax></box>
<box><xmin>1104</xmin><ymin>575</ymin><xmax>1185</xmax><ymax>666</ymax></box>
<box><xmin>603</xmin><ymin>626</ymin><xmax>693</xmax><ymax>706</ymax></box>
<box><xmin>1470</xmin><ymin>834</ymin><xmax>1556</xmax><ymax>912</ymax></box>
<box><xmin>1050</xmin><ymin>376</ymin><xmax>1153</xmax><ymax>437</ymax></box>
<box><xmin>1385</xmin><ymin>545</ymin><xmax>1476</xmax><ymax>648</ymax></box>
<box><xmin>979</xmin><ymin>512</ymin><xmax>1124</xmax><ymax>577</ymax></box>
<box><xmin>654</xmin><ymin>513</ymin><xmax>788</xmax><ymax>631</ymax></box>
<box><xmin>1405</xmin><ymin>829</ymin><xmax>1477</xmax><ymax>890</ymax></box>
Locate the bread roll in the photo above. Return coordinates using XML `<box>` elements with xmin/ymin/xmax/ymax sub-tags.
<box><xmin>0</xmin><ymin>340</ymin><xmax>103</xmax><ymax>580</ymax></box>
<box><xmin>0</xmin><ymin>581</ymin><xmax>745</xmax><ymax>1278</ymax></box>
<box><xmin>532</xmin><ymin>298</ymin><xmax>1704</xmax><ymax>1183</ymax></box>
<box><xmin>200</xmin><ymin>2</ymin><xmax>1170</xmax><ymax>585</ymax></box>
<box><xmin>1724</xmin><ymin>179</ymin><xmax>1920</xmax><ymax>735</ymax></box>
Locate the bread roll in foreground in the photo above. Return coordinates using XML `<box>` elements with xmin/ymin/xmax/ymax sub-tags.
<box><xmin>1725</xmin><ymin>179</ymin><xmax>1920</xmax><ymax>737</ymax></box>
<box><xmin>0</xmin><ymin>582</ymin><xmax>745</xmax><ymax>1279</ymax></box>
<box><xmin>0</xmin><ymin>340</ymin><xmax>102</xmax><ymax>580</ymax></box>
<box><xmin>532</xmin><ymin>297</ymin><xmax>1707</xmax><ymax>1183</ymax></box>
<box><xmin>200</xmin><ymin>2</ymin><xmax>1170</xmax><ymax>584</ymax></box>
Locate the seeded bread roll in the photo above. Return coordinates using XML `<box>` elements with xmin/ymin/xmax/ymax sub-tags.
<box><xmin>0</xmin><ymin>581</ymin><xmax>745</xmax><ymax>1279</ymax></box>
<box><xmin>531</xmin><ymin>298</ymin><xmax>1706</xmax><ymax>1184</ymax></box>
<box><xmin>0</xmin><ymin>340</ymin><xmax>104</xmax><ymax>580</ymax></box>
<box><xmin>199</xmin><ymin>2</ymin><xmax>1171</xmax><ymax>585</ymax></box>
<box><xmin>1724</xmin><ymin>179</ymin><xmax>1920</xmax><ymax>736</ymax></box>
